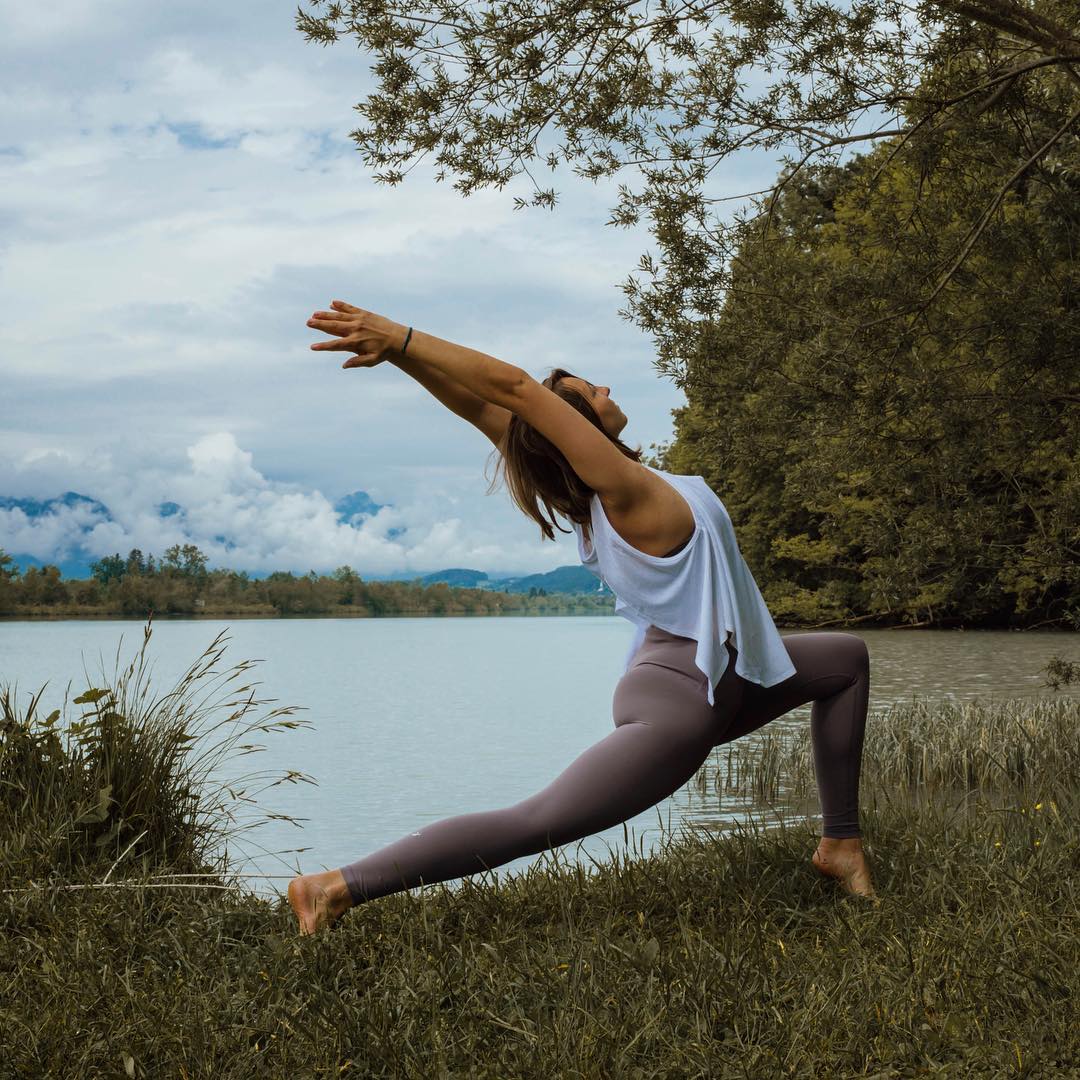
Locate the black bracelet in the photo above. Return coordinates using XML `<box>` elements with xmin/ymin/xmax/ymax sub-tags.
<box><xmin>402</xmin><ymin>326</ymin><xmax>413</xmax><ymax>355</ymax></box>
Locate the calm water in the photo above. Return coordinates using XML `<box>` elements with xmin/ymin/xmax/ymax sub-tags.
<box><xmin>2</xmin><ymin>616</ymin><xmax>1076</xmax><ymax>901</ymax></box>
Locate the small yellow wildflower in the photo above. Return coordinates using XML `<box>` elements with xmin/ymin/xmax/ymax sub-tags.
<box><xmin>1034</xmin><ymin>803</ymin><xmax>1042</xmax><ymax>811</ymax></box>
<box><xmin>994</xmin><ymin>841</ymin><xmax>1002</xmax><ymax>847</ymax></box>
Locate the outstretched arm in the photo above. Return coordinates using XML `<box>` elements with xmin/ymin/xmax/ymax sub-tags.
<box><xmin>307</xmin><ymin>300</ymin><xmax>514</xmax><ymax>447</ymax></box>
<box><xmin>388</xmin><ymin>350</ymin><xmax>512</xmax><ymax>448</ymax></box>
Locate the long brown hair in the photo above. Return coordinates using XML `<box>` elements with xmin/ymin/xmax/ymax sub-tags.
<box><xmin>485</xmin><ymin>367</ymin><xmax>643</xmax><ymax>544</ymax></box>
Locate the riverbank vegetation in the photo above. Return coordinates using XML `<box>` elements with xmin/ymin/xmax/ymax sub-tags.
<box><xmin>0</xmin><ymin>545</ymin><xmax>611</xmax><ymax>619</ymax></box>
<box><xmin>2</xmin><ymin>621</ymin><xmax>1077</xmax><ymax>1076</ymax></box>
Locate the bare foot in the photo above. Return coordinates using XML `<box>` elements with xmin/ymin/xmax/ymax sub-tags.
<box><xmin>287</xmin><ymin>869</ymin><xmax>352</xmax><ymax>935</ymax></box>
<box><xmin>812</xmin><ymin>837</ymin><xmax>879</xmax><ymax>901</ymax></box>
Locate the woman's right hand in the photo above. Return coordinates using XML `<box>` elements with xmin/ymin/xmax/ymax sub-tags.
<box><xmin>307</xmin><ymin>299</ymin><xmax>407</xmax><ymax>368</ymax></box>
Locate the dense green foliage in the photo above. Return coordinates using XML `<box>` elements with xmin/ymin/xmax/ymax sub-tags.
<box><xmin>2</xmin><ymin>626</ymin><xmax>1077</xmax><ymax>1076</ymax></box>
<box><xmin>646</xmin><ymin>66</ymin><xmax>1079</xmax><ymax>634</ymax></box>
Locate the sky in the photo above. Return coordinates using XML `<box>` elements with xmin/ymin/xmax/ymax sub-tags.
<box><xmin>0</xmin><ymin>0</ymin><xmax>796</xmax><ymax>578</ymax></box>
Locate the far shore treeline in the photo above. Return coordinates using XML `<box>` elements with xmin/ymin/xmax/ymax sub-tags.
<box><xmin>0</xmin><ymin>534</ymin><xmax>1074</xmax><ymax>631</ymax></box>
<box><xmin>0</xmin><ymin>544</ymin><xmax>611</xmax><ymax>619</ymax></box>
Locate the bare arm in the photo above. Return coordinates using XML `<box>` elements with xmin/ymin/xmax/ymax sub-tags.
<box><xmin>307</xmin><ymin>300</ymin><xmax>515</xmax><ymax>446</ymax></box>
<box><xmin>387</xmin><ymin>350</ymin><xmax>512</xmax><ymax>447</ymax></box>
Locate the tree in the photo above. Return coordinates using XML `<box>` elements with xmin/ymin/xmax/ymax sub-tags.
<box><xmin>333</xmin><ymin>565</ymin><xmax>361</xmax><ymax>606</ymax></box>
<box><xmin>18</xmin><ymin>564</ymin><xmax>65</xmax><ymax>606</ymax></box>
<box><xmin>296</xmin><ymin>0</ymin><xmax>1080</xmax><ymax>368</ymax></box>
<box><xmin>0</xmin><ymin>549</ymin><xmax>18</xmax><ymax>582</ymax></box>
<box><xmin>654</xmin><ymin>130</ymin><xmax>1079</xmax><ymax>629</ymax></box>
<box><xmin>0</xmin><ymin>548</ymin><xmax>18</xmax><ymax>614</ymax></box>
<box><xmin>162</xmin><ymin>544</ymin><xmax>209</xmax><ymax>580</ymax></box>
<box><xmin>38</xmin><ymin>565</ymin><xmax>64</xmax><ymax>605</ymax></box>
<box><xmin>294</xmin><ymin>0</ymin><xmax>1078</xmax><ymax>630</ymax></box>
<box><xmin>90</xmin><ymin>553</ymin><xmax>127</xmax><ymax>586</ymax></box>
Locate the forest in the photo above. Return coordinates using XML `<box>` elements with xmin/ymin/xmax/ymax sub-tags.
<box><xmin>0</xmin><ymin>544</ymin><xmax>609</xmax><ymax>618</ymax></box>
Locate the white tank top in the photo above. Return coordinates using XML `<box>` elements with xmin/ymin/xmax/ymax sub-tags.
<box><xmin>569</xmin><ymin>464</ymin><xmax>796</xmax><ymax>705</ymax></box>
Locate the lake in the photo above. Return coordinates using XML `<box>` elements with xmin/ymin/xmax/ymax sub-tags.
<box><xmin>2</xmin><ymin>616</ymin><xmax>1076</xmax><ymax>902</ymax></box>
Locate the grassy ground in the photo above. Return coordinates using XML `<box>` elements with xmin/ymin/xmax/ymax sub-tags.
<box><xmin>1</xmin><ymin>622</ymin><xmax>1077</xmax><ymax>1078</ymax></box>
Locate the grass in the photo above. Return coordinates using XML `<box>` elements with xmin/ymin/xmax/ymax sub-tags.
<box><xmin>709</xmin><ymin>694</ymin><xmax>1079</xmax><ymax>805</ymax></box>
<box><xmin>1</xmin><ymin>621</ymin><xmax>1078</xmax><ymax>1078</ymax></box>
<box><xmin>0</xmin><ymin>620</ymin><xmax>314</xmax><ymax>891</ymax></box>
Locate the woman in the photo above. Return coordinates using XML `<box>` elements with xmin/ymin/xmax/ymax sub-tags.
<box><xmin>288</xmin><ymin>300</ymin><xmax>876</xmax><ymax>935</ymax></box>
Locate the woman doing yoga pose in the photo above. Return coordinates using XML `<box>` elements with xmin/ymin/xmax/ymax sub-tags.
<box><xmin>288</xmin><ymin>301</ymin><xmax>877</xmax><ymax>934</ymax></box>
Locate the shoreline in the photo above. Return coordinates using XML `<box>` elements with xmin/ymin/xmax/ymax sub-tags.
<box><xmin>0</xmin><ymin>611</ymin><xmax>1064</xmax><ymax>631</ymax></box>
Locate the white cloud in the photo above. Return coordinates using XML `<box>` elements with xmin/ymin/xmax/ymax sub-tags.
<box><xmin>0</xmin><ymin>0</ymin><xmax>797</xmax><ymax>573</ymax></box>
<box><xmin>186</xmin><ymin>432</ymin><xmax>265</xmax><ymax>491</ymax></box>
<box><xmin>0</xmin><ymin>431</ymin><xmax>578</xmax><ymax>576</ymax></box>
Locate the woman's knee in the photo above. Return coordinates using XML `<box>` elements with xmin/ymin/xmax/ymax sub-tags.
<box><xmin>488</xmin><ymin>798</ymin><xmax>561</xmax><ymax>855</ymax></box>
<box><xmin>838</xmin><ymin>633</ymin><xmax>870</xmax><ymax>672</ymax></box>
<box><xmin>796</xmin><ymin>631</ymin><xmax>868</xmax><ymax>671</ymax></box>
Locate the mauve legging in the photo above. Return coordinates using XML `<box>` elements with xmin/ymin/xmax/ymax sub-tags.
<box><xmin>340</xmin><ymin>626</ymin><xmax>870</xmax><ymax>906</ymax></box>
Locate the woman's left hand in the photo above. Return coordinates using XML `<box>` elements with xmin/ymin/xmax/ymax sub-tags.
<box><xmin>307</xmin><ymin>300</ymin><xmax>408</xmax><ymax>368</ymax></box>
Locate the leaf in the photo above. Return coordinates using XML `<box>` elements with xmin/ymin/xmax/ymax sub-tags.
<box><xmin>94</xmin><ymin>820</ymin><xmax>123</xmax><ymax>848</ymax></box>
<box><xmin>76</xmin><ymin>784</ymin><xmax>114</xmax><ymax>825</ymax></box>
<box><xmin>637</xmin><ymin>937</ymin><xmax>660</xmax><ymax>969</ymax></box>
<box><xmin>73</xmin><ymin>688</ymin><xmax>110</xmax><ymax>705</ymax></box>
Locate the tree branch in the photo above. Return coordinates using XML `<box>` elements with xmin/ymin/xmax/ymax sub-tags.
<box><xmin>862</xmin><ymin>99</ymin><xmax>1080</xmax><ymax>329</ymax></box>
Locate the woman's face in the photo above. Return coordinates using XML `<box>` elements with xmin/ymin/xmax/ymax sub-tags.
<box><xmin>563</xmin><ymin>376</ymin><xmax>627</xmax><ymax>439</ymax></box>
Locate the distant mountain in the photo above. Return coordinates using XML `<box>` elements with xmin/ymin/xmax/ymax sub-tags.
<box><xmin>1</xmin><ymin>492</ymin><xmax>112</xmax><ymax>578</ymax></box>
<box><xmin>333</xmin><ymin>490</ymin><xmax>387</xmax><ymax>522</ymax></box>
<box><xmin>415</xmin><ymin>568</ymin><xmax>490</xmax><ymax>588</ymax></box>
<box><xmin>0</xmin><ymin>491</ymin><xmax>110</xmax><ymax>519</ymax></box>
<box><xmin>497</xmin><ymin>565</ymin><xmax>609</xmax><ymax>595</ymax></box>
<box><xmin>1</xmin><ymin>488</ymin><xmax>600</xmax><ymax>592</ymax></box>
<box><xmin>415</xmin><ymin>564</ymin><xmax>607</xmax><ymax>596</ymax></box>
<box><xmin>6</xmin><ymin>551</ymin><xmax>103</xmax><ymax>580</ymax></box>
<box><xmin>333</xmin><ymin>489</ymin><xmax>407</xmax><ymax>544</ymax></box>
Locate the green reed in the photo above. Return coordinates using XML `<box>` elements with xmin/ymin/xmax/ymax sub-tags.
<box><xmin>1</xmin><ymin>617</ymin><xmax>313</xmax><ymax>890</ymax></box>
<box><xmin>702</xmin><ymin>694</ymin><xmax>1080</xmax><ymax>811</ymax></box>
